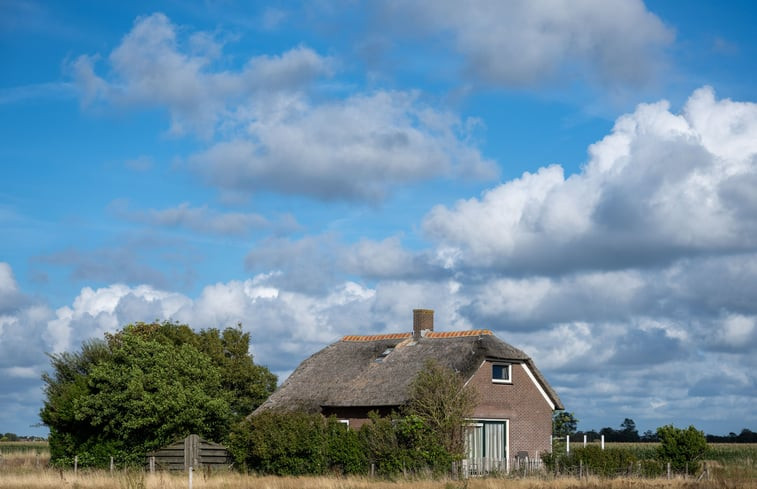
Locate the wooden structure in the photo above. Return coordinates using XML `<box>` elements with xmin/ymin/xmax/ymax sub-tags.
<box><xmin>146</xmin><ymin>434</ymin><xmax>231</xmax><ymax>471</ymax></box>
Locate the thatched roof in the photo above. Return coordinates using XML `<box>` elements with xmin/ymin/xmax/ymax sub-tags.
<box><xmin>255</xmin><ymin>330</ymin><xmax>563</xmax><ymax>414</ymax></box>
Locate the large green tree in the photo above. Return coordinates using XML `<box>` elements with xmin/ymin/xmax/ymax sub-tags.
<box><xmin>40</xmin><ymin>321</ymin><xmax>276</xmax><ymax>467</ymax></box>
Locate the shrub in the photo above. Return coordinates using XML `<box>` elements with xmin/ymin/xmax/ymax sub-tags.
<box><xmin>656</xmin><ymin>424</ymin><xmax>707</xmax><ymax>474</ymax></box>
<box><xmin>541</xmin><ymin>445</ymin><xmax>665</xmax><ymax>478</ymax></box>
<box><xmin>228</xmin><ymin>411</ymin><xmax>327</xmax><ymax>475</ymax></box>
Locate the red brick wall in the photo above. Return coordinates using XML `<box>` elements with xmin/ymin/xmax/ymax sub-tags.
<box><xmin>467</xmin><ymin>360</ymin><xmax>554</xmax><ymax>458</ymax></box>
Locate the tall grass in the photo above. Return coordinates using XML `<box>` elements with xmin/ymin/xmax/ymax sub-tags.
<box><xmin>0</xmin><ymin>472</ymin><xmax>754</xmax><ymax>489</ymax></box>
<box><xmin>0</xmin><ymin>443</ymin><xmax>754</xmax><ymax>489</ymax></box>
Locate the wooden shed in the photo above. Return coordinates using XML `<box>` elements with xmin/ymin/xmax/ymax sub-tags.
<box><xmin>146</xmin><ymin>434</ymin><xmax>231</xmax><ymax>471</ymax></box>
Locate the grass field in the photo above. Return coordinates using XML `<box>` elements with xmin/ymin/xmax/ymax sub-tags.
<box><xmin>1</xmin><ymin>442</ymin><xmax>754</xmax><ymax>489</ymax></box>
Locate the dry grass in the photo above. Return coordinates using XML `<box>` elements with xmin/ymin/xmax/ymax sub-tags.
<box><xmin>0</xmin><ymin>471</ymin><xmax>754</xmax><ymax>489</ymax></box>
<box><xmin>1</xmin><ymin>443</ymin><xmax>754</xmax><ymax>489</ymax></box>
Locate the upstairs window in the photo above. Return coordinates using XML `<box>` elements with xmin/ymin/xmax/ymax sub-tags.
<box><xmin>492</xmin><ymin>363</ymin><xmax>511</xmax><ymax>383</ymax></box>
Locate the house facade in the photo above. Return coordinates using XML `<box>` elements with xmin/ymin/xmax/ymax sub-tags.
<box><xmin>255</xmin><ymin>309</ymin><xmax>563</xmax><ymax>471</ymax></box>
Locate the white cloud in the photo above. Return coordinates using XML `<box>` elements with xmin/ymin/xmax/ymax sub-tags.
<box><xmin>383</xmin><ymin>0</ymin><xmax>673</xmax><ymax>87</ymax></box>
<box><xmin>71</xmin><ymin>13</ymin><xmax>496</xmax><ymax>202</ymax></box>
<box><xmin>71</xmin><ymin>13</ymin><xmax>333</xmax><ymax>138</ymax></box>
<box><xmin>424</xmin><ymin>87</ymin><xmax>757</xmax><ymax>273</ymax></box>
<box><xmin>0</xmin><ymin>262</ymin><xmax>19</xmax><ymax>297</ymax></box>
<box><xmin>191</xmin><ymin>90</ymin><xmax>497</xmax><ymax>202</ymax></box>
<box><xmin>109</xmin><ymin>200</ymin><xmax>275</xmax><ymax>236</ymax></box>
<box><xmin>344</xmin><ymin>236</ymin><xmax>434</xmax><ymax>279</ymax></box>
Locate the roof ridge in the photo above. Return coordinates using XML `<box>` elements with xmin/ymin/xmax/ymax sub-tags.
<box><xmin>341</xmin><ymin>329</ymin><xmax>492</xmax><ymax>342</ymax></box>
<box><xmin>341</xmin><ymin>333</ymin><xmax>412</xmax><ymax>342</ymax></box>
<box><xmin>427</xmin><ymin>329</ymin><xmax>492</xmax><ymax>338</ymax></box>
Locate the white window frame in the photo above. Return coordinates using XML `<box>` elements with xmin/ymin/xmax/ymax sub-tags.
<box><xmin>491</xmin><ymin>362</ymin><xmax>512</xmax><ymax>384</ymax></box>
<box><xmin>338</xmin><ymin>419</ymin><xmax>350</xmax><ymax>428</ymax></box>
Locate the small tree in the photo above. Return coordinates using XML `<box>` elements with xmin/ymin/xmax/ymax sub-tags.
<box><xmin>553</xmin><ymin>411</ymin><xmax>578</xmax><ymax>437</ymax></box>
<box><xmin>620</xmin><ymin>418</ymin><xmax>640</xmax><ymax>442</ymax></box>
<box><xmin>656</xmin><ymin>425</ymin><xmax>707</xmax><ymax>473</ymax></box>
<box><xmin>404</xmin><ymin>359</ymin><xmax>478</xmax><ymax>463</ymax></box>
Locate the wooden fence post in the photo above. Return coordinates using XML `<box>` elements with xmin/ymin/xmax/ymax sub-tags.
<box><xmin>667</xmin><ymin>462</ymin><xmax>671</xmax><ymax>479</ymax></box>
<box><xmin>189</xmin><ymin>465</ymin><xmax>193</xmax><ymax>489</ymax></box>
<box><xmin>110</xmin><ymin>456</ymin><xmax>114</xmax><ymax>474</ymax></box>
<box><xmin>600</xmin><ymin>435</ymin><xmax>605</xmax><ymax>450</ymax></box>
<box><xmin>150</xmin><ymin>456</ymin><xmax>155</xmax><ymax>473</ymax></box>
<box><xmin>74</xmin><ymin>455</ymin><xmax>78</xmax><ymax>476</ymax></box>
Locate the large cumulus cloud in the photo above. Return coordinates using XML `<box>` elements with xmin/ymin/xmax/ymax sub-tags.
<box><xmin>424</xmin><ymin>87</ymin><xmax>757</xmax><ymax>274</ymax></box>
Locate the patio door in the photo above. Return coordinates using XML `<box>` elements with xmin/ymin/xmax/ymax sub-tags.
<box><xmin>466</xmin><ymin>420</ymin><xmax>508</xmax><ymax>472</ymax></box>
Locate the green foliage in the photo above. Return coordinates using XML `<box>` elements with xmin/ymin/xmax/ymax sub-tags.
<box><xmin>325</xmin><ymin>417</ymin><xmax>367</xmax><ymax>475</ymax></box>
<box><xmin>552</xmin><ymin>411</ymin><xmax>578</xmax><ymax>437</ymax></box>
<box><xmin>40</xmin><ymin>321</ymin><xmax>276</xmax><ymax>468</ymax></box>
<box><xmin>228</xmin><ymin>410</ymin><xmax>327</xmax><ymax>475</ymax></box>
<box><xmin>404</xmin><ymin>359</ymin><xmax>477</xmax><ymax>463</ymax></box>
<box><xmin>356</xmin><ymin>411</ymin><xmax>453</xmax><ymax>476</ymax></box>
<box><xmin>656</xmin><ymin>424</ymin><xmax>707</xmax><ymax>473</ymax></box>
<box><xmin>541</xmin><ymin>445</ymin><xmax>664</xmax><ymax>477</ymax></box>
<box><xmin>228</xmin><ymin>411</ymin><xmax>368</xmax><ymax>476</ymax></box>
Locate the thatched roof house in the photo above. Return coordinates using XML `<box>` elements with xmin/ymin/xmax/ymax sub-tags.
<box><xmin>256</xmin><ymin>309</ymin><xmax>563</xmax><ymax>469</ymax></box>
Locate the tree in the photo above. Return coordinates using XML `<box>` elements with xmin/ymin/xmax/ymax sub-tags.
<box><xmin>619</xmin><ymin>418</ymin><xmax>640</xmax><ymax>442</ymax></box>
<box><xmin>40</xmin><ymin>321</ymin><xmax>276</xmax><ymax>467</ymax></box>
<box><xmin>656</xmin><ymin>425</ymin><xmax>707</xmax><ymax>473</ymax></box>
<box><xmin>553</xmin><ymin>411</ymin><xmax>578</xmax><ymax>437</ymax></box>
<box><xmin>403</xmin><ymin>359</ymin><xmax>478</xmax><ymax>463</ymax></box>
<box><xmin>641</xmin><ymin>429</ymin><xmax>658</xmax><ymax>442</ymax></box>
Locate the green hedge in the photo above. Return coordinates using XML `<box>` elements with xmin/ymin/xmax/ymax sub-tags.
<box><xmin>542</xmin><ymin>445</ymin><xmax>665</xmax><ymax>477</ymax></box>
<box><xmin>228</xmin><ymin>410</ymin><xmax>456</xmax><ymax>477</ymax></box>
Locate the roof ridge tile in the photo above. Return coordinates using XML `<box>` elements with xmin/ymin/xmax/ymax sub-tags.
<box><xmin>341</xmin><ymin>330</ymin><xmax>492</xmax><ymax>342</ymax></box>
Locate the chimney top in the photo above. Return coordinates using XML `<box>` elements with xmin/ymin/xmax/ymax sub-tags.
<box><xmin>413</xmin><ymin>309</ymin><xmax>434</xmax><ymax>340</ymax></box>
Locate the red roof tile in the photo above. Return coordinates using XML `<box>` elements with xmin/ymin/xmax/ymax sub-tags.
<box><xmin>341</xmin><ymin>330</ymin><xmax>492</xmax><ymax>342</ymax></box>
<box><xmin>427</xmin><ymin>329</ymin><xmax>492</xmax><ymax>338</ymax></box>
<box><xmin>341</xmin><ymin>333</ymin><xmax>412</xmax><ymax>342</ymax></box>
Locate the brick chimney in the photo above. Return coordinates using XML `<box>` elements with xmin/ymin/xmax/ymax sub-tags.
<box><xmin>413</xmin><ymin>309</ymin><xmax>434</xmax><ymax>340</ymax></box>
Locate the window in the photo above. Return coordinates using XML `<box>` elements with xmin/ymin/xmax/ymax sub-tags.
<box><xmin>375</xmin><ymin>347</ymin><xmax>394</xmax><ymax>363</ymax></box>
<box><xmin>492</xmin><ymin>363</ymin><xmax>511</xmax><ymax>383</ymax></box>
<box><xmin>338</xmin><ymin>419</ymin><xmax>350</xmax><ymax>428</ymax></box>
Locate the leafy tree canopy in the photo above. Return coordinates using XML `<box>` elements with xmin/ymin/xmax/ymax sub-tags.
<box><xmin>552</xmin><ymin>411</ymin><xmax>578</xmax><ymax>437</ymax></box>
<box><xmin>40</xmin><ymin>321</ymin><xmax>276</xmax><ymax>467</ymax></box>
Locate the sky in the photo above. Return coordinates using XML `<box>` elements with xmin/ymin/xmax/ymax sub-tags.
<box><xmin>1</xmin><ymin>0</ymin><xmax>756</xmax><ymax>438</ymax></box>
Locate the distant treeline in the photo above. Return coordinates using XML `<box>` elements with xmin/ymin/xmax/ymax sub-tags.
<box><xmin>0</xmin><ymin>433</ymin><xmax>46</xmax><ymax>442</ymax></box>
<box><xmin>573</xmin><ymin>426</ymin><xmax>757</xmax><ymax>443</ymax></box>
<box><xmin>555</xmin><ymin>414</ymin><xmax>756</xmax><ymax>444</ymax></box>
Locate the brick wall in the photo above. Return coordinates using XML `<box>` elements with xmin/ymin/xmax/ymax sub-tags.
<box><xmin>467</xmin><ymin>360</ymin><xmax>554</xmax><ymax>458</ymax></box>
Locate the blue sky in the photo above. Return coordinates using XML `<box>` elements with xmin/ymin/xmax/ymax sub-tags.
<box><xmin>1</xmin><ymin>0</ymin><xmax>756</xmax><ymax>437</ymax></box>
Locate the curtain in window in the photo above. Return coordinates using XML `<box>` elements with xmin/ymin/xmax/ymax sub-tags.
<box><xmin>485</xmin><ymin>421</ymin><xmax>506</xmax><ymax>460</ymax></box>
